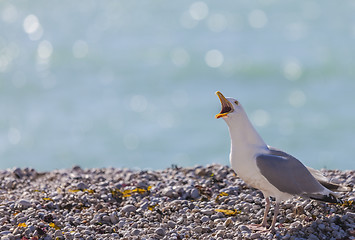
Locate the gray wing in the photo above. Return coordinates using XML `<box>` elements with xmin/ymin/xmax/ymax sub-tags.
<box><xmin>256</xmin><ymin>153</ymin><xmax>325</xmax><ymax>195</ymax></box>
<box><xmin>268</xmin><ymin>147</ymin><xmax>350</xmax><ymax>192</ymax></box>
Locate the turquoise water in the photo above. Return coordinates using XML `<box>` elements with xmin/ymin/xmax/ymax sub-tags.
<box><xmin>0</xmin><ymin>1</ymin><xmax>354</xmax><ymax>171</ymax></box>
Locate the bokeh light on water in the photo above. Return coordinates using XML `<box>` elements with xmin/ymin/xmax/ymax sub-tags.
<box><xmin>0</xmin><ymin>1</ymin><xmax>354</xmax><ymax>171</ymax></box>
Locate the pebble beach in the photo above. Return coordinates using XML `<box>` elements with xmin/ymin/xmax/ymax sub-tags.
<box><xmin>0</xmin><ymin>165</ymin><xmax>354</xmax><ymax>240</ymax></box>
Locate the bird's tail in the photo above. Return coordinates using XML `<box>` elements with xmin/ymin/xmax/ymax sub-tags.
<box><xmin>307</xmin><ymin>192</ymin><xmax>343</xmax><ymax>204</ymax></box>
<box><xmin>317</xmin><ymin>181</ymin><xmax>351</xmax><ymax>192</ymax></box>
<box><xmin>307</xmin><ymin>167</ymin><xmax>351</xmax><ymax>192</ymax></box>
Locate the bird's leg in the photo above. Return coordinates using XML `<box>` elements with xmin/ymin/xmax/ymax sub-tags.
<box><xmin>268</xmin><ymin>201</ymin><xmax>280</xmax><ymax>231</ymax></box>
<box><xmin>248</xmin><ymin>196</ymin><xmax>270</xmax><ymax>231</ymax></box>
<box><xmin>260</xmin><ymin>196</ymin><xmax>271</xmax><ymax>227</ymax></box>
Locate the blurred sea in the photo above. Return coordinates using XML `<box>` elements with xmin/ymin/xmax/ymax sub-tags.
<box><xmin>0</xmin><ymin>1</ymin><xmax>355</xmax><ymax>171</ymax></box>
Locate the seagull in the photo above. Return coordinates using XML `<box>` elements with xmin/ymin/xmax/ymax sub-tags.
<box><xmin>215</xmin><ymin>91</ymin><xmax>346</xmax><ymax>231</ymax></box>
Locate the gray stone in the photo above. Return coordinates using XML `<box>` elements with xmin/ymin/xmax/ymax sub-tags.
<box><xmin>201</xmin><ymin>216</ymin><xmax>209</xmax><ymax>223</ymax></box>
<box><xmin>216</xmin><ymin>230</ymin><xmax>224</xmax><ymax>238</ymax></box>
<box><xmin>13</xmin><ymin>168</ymin><xmax>23</xmax><ymax>178</ymax></box>
<box><xmin>202</xmin><ymin>226</ymin><xmax>211</xmax><ymax>233</ymax></box>
<box><xmin>118</xmin><ymin>220</ymin><xmax>125</xmax><ymax>228</ymax></box>
<box><xmin>167</xmin><ymin>220</ymin><xmax>176</xmax><ymax>228</ymax></box>
<box><xmin>250</xmin><ymin>233</ymin><xmax>261</xmax><ymax>239</ymax></box>
<box><xmin>54</xmin><ymin>230</ymin><xmax>63</xmax><ymax>237</ymax></box>
<box><xmin>238</xmin><ymin>225</ymin><xmax>251</xmax><ymax>232</ymax></box>
<box><xmin>140</xmin><ymin>201</ymin><xmax>149</xmax><ymax>210</ymax></box>
<box><xmin>0</xmin><ymin>231</ymin><xmax>11</xmax><ymax>236</ymax></box>
<box><xmin>74</xmin><ymin>232</ymin><xmax>81</xmax><ymax>238</ymax></box>
<box><xmin>5</xmin><ymin>180</ymin><xmax>16</xmax><ymax>189</ymax></box>
<box><xmin>101</xmin><ymin>215</ymin><xmax>110</xmax><ymax>222</ymax></box>
<box><xmin>318</xmin><ymin>223</ymin><xmax>325</xmax><ymax>230</ymax></box>
<box><xmin>132</xmin><ymin>229</ymin><xmax>141</xmax><ymax>236</ymax></box>
<box><xmin>290</xmin><ymin>221</ymin><xmax>301</xmax><ymax>229</ymax></box>
<box><xmin>194</xmin><ymin>226</ymin><xmax>202</xmax><ymax>234</ymax></box>
<box><xmin>162</xmin><ymin>188</ymin><xmax>175</xmax><ymax>198</ymax></box>
<box><xmin>190</xmin><ymin>188</ymin><xmax>200</xmax><ymax>199</ymax></box>
<box><xmin>224</xmin><ymin>217</ymin><xmax>233</xmax><ymax>227</ymax></box>
<box><xmin>215</xmin><ymin>223</ymin><xmax>224</xmax><ymax>231</ymax></box>
<box><xmin>76</xmin><ymin>182</ymin><xmax>88</xmax><ymax>190</ymax></box>
<box><xmin>110</xmin><ymin>212</ymin><xmax>119</xmax><ymax>224</ymax></box>
<box><xmin>17</xmin><ymin>199</ymin><xmax>32</xmax><ymax>208</ymax></box>
<box><xmin>308</xmin><ymin>234</ymin><xmax>319</xmax><ymax>240</ymax></box>
<box><xmin>155</xmin><ymin>227</ymin><xmax>165</xmax><ymax>236</ymax></box>
<box><xmin>346</xmin><ymin>211</ymin><xmax>355</xmax><ymax>219</ymax></box>
<box><xmin>122</xmin><ymin>204</ymin><xmax>136</xmax><ymax>213</ymax></box>
<box><xmin>200</xmin><ymin>209</ymin><xmax>214</xmax><ymax>215</ymax></box>
<box><xmin>304</xmin><ymin>203</ymin><xmax>313</xmax><ymax>211</ymax></box>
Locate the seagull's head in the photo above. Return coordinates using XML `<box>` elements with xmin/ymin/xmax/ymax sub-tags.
<box><xmin>215</xmin><ymin>91</ymin><xmax>242</xmax><ymax>121</ymax></box>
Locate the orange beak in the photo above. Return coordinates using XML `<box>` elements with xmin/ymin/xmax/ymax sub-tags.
<box><xmin>215</xmin><ymin>91</ymin><xmax>234</xmax><ymax>119</ymax></box>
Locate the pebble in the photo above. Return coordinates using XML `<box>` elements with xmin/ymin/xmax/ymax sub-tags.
<box><xmin>162</xmin><ymin>188</ymin><xmax>175</xmax><ymax>198</ymax></box>
<box><xmin>12</xmin><ymin>168</ymin><xmax>23</xmax><ymax>178</ymax></box>
<box><xmin>76</xmin><ymin>182</ymin><xmax>88</xmax><ymax>190</ymax></box>
<box><xmin>190</xmin><ymin>188</ymin><xmax>200</xmax><ymax>199</ymax></box>
<box><xmin>215</xmin><ymin>230</ymin><xmax>224</xmax><ymax>238</ymax></box>
<box><xmin>250</xmin><ymin>232</ymin><xmax>261</xmax><ymax>239</ymax></box>
<box><xmin>308</xmin><ymin>233</ymin><xmax>320</xmax><ymax>240</ymax></box>
<box><xmin>201</xmin><ymin>216</ymin><xmax>210</xmax><ymax>222</ymax></box>
<box><xmin>0</xmin><ymin>165</ymin><xmax>352</xmax><ymax>239</ymax></box>
<box><xmin>122</xmin><ymin>205</ymin><xmax>136</xmax><ymax>213</ymax></box>
<box><xmin>215</xmin><ymin>223</ymin><xmax>224</xmax><ymax>231</ymax></box>
<box><xmin>132</xmin><ymin>229</ymin><xmax>140</xmax><ymax>236</ymax></box>
<box><xmin>118</xmin><ymin>220</ymin><xmax>125</xmax><ymax>228</ymax></box>
<box><xmin>201</xmin><ymin>209</ymin><xmax>214</xmax><ymax>215</ymax></box>
<box><xmin>224</xmin><ymin>217</ymin><xmax>233</xmax><ymax>227</ymax></box>
<box><xmin>290</xmin><ymin>221</ymin><xmax>302</xmax><ymax>229</ymax></box>
<box><xmin>346</xmin><ymin>212</ymin><xmax>355</xmax><ymax>218</ymax></box>
<box><xmin>16</xmin><ymin>199</ymin><xmax>32</xmax><ymax>208</ymax></box>
<box><xmin>318</xmin><ymin>223</ymin><xmax>325</xmax><ymax>230</ymax></box>
<box><xmin>167</xmin><ymin>220</ymin><xmax>176</xmax><ymax>228</ymax></box>
<box><xmin>54</xmin><ymin>230</ymin><xmax>63</xmax><ymax>237</ymax></box>
<box><xmin>155</xmin><ymin>227</ymin><xmax>165</xmax><ymax>236</ymax></box>
<box><xmin>194</xmin><ymin>226</ymin><xmax>202</xmax><ymax>234</ymax></box>
<box><xmin>238</xmin><ymin>225</ymin><xmax>251</xmax><ymax>233</ymax></box>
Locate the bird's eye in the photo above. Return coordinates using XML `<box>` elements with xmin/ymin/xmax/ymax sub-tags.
<box><xmin>234</xmin><ymin>101</ymin><xmax>239</xmax><ymax>105</ymax></box>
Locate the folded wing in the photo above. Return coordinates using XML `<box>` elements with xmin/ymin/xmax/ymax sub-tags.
<box><xmin>256</xmin><ymin>153</ymin><xmax>325</xmax><ymax>195</ymax></box>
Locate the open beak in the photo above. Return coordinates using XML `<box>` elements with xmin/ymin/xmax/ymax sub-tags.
<box><xmin>215</xmin><ymin>91</ymin><xmax>234</xmax><ymax>119</ymax></box>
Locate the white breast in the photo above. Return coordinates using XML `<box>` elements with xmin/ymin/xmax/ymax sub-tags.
<box><xmin>230</xmin><ymin>146</ymin><xmax>266</xmax><ymax>188</ymax></box>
